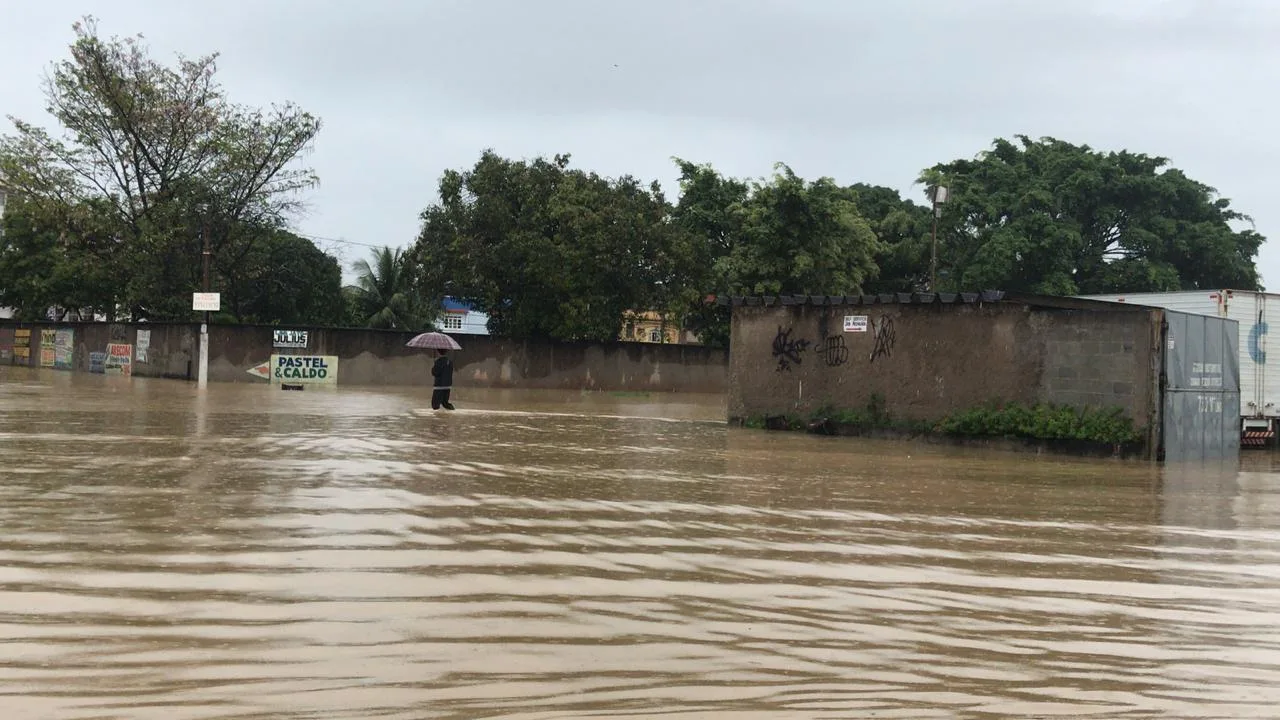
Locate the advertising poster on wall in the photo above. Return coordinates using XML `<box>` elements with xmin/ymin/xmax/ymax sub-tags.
<box><xmin>54</xmin><ymin>329</ymin><xmax>74</xmax><ymax>370</ymax></box>
<box><xmin>0</xmin><ymin>326</ymin><xmax>12</xmax><ymax>363</ymax></box>
<box><xmin>13</xmin><ymin>329</ymin><xmax>31</xmax><ymax>365</ymax></box>
<box><xmin>104</xmin><ymin>343</ymin><xmax>133</xmax><ymax>376</ymax></box>
<box><xmin>136</xmin><ymin>329</ymin><xmax>151</xmax><ymax>363</ymax></box>
<box><xmin>270</xmin><ymin>354</ymin><xmax>338</xmax><ymax>385</ymax></box>
<box><xmin>89</xmin><ymin>352</ymin><xmax>106</xmax><ymax>374</ymax></box>
<box><xmin>39</xmin><ymin>329</ymin><xmax>57</xmax><ymax>368</ymax></box>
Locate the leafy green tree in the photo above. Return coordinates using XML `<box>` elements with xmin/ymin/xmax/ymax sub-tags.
<box><xmin>0</xmin><ymin>195</ymin><xmax>342</xmax><ymax>325</ymax></box>
<box><xmin>222</xmin><ymin>230</ymin><xmax>345</xmax><ymax>325</ymax></box>
<box><xmin>351</xmin><ymin>246</ymin><xmax>433</xmax><ymax>330</ymax></box>
<box><xmin>850</xmin><ymin>183</ymin><xmax>933</xmax><ymax>294</ymax></box>
<box><xmin>339</xmin><ymin>285</ymin><xmax>364</xmax><ymax>327</ymax></box>
<box><xmin>0</xmin><ymin>196</ymin><xmax>118</xmax><ymax>320</ymax></box>
<box><xmin>732</xmin><ymin>164</ymin><xmax>879</xmax><ymax>296</ymax></box>
<box><xmin>668</xmin><ymin>159</ymin><xmax>747</xmax><ymax>347</ymax></box>
<box><xmin>670</xmin><ymin>160</ymin><xmax>880</xmax><ymax>346</ymax></box>
<box><xmin>412</xmin><ymin>150</ymin><xmax>691</xmax><ymax>342</ymax></box>
<box><xmin>924</xmin><ymin>135</ymin><xmax>1263</xmax><ymax>294</ymax></box>
<box><xmin>0</xmin><ymin>17</ymin><xmax>321</xmax><ymax>320</ymax></box>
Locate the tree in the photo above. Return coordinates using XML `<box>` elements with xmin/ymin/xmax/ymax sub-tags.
<box><xmin>339</xmin><ymin>285</ymin><xmax>364</xmax><ymax>327</ymax></box>
<box><xmin>351</xmin><ymin>246</ymin><xmax>433</xmax><ymax>331</ymax></box>
<box><xmin>223</xmin><ymin>230</ymin><xmax>345</xmax><ymax>326</ymax></box>
<box><xmin>412</xmin><ymin>150</ymin><xmax>691</xmax><ymax>342</ymax></box>
<box><xmin>923</xmin><ymin>135</ymin><xmax>1263</xmax><ymax>294</ymax></box>
<box><xmin>669</xmin><ymin>160</ymin><xmax>880</xmax><ymax>346</ymax></box>
<box><xmin>0</xmin><ymin>195</ymin><xmax>118</xmax><ymax>320</ymax></box>
<box><xmin>731</xmin><ymin>164</ymin><xmax>879</xmax><ymax>296</ymax></box>
<box><xmin>0</xmin><ymin>17</ymin><xmax>321</xmax><ymax>319</ymax></box>
<box><xmin>850</xmin><ymin>183</ymin><xmax>933</xmax><ymax>294</ymax></box>
<box><xmin>668</xmin><ymin>159</ymin><xmax>748</xmax><ymax>347</ymax></box>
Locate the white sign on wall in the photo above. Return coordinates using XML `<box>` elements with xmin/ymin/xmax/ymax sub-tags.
<box><xmin>271</xmin><ymin>354</ymin><xmax>338</xmax><ymax>385</ymax></box>
<box><xmin>192</xmin><ymin>292</ymin><xmax>221</xmax><ymax>312</ymax></box>
<box><xmin>843</xmin><ymin>315</ymin><xmax>868</xmax><ymax>333</ymax></box>
<box><xmin>136</xmin><ymin>329</ymin><xmax>151</xmax><ymax>363</ymax></box>
<box><xmin>273</xmin><ymin>329</ymin><xmax>309</xmax><ymax>348</ymax></box>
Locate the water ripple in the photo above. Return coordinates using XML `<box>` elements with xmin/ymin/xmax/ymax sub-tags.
<box><xmin>1</xmin><ymin>373</ymin><xmax>1280</xmax><ymax>718</ymax></box>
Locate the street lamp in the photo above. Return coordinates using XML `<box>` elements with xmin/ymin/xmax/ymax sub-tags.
<box><xmin>928</xmin><ymin>185</ymin><xmax>948</xmax><ymax>291</ymax></box>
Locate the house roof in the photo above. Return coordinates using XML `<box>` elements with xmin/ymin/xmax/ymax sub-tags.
<box><xmin>442</xmin><ymin>296</ymin><xmax>477</xmax><ymax>312</ymax></box>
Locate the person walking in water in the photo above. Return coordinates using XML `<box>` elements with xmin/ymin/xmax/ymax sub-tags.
<box><xmin>431</xmin><ymin>349</ymin><xmax>455</xmax><ymax>410</ymax></box>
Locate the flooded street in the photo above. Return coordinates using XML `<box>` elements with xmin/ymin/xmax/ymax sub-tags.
<box><xmin>4</xmin><ymin>367</ymin><xmax>1280</xmax><ymax>719</ymax></box>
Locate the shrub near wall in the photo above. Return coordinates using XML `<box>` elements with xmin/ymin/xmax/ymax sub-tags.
<box><xmin>743</xmin><ymin>395</ymin><xmax>1146</xmax><ymax>457</ymax></box>
<box><xmin>937</xmin><ymin>401</ymin><xmax>1143</xmax><ymax>446</ymax></box>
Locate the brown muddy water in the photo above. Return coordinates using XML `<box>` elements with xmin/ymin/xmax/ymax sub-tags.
<box><xmin>2</xmin><ymin>367</ymin><xmax>1280</xmax><ymax>719</ymax></box>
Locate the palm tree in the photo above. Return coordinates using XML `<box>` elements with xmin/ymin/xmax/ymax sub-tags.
<box><xmin>351</xmin><ymin>246</ymin><xmax>432</xmax><ymax>330</ymax></box>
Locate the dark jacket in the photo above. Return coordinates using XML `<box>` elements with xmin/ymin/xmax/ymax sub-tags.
<box><xmin>431</xmin><ymin>356</ymin><xmax>454</xmax><ymax>387</ymax></box>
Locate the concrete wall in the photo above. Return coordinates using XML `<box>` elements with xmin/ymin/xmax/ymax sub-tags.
<box><xmin>727</xmin><ymin>298</ymin><xmax>1160</xmax><ymax>431</ymax></box>
<box><xmin>0</xmin><ymin>322</ymin><xmax>195</xmax><ymax>379</ymax></box>
<box><xmin>0</xmin><ymin>321</ymin><xmax>728</xmax><ymax>393</ymax></box>
<box><xmin>1039</xmin><ymin>310</ymin><xmax>1161</xmax><ymax>420</ymax></box>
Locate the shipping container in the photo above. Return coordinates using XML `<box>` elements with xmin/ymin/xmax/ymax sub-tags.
<box><xmin>1079</xmin><ymin>289</ymin><xmax>1276</xmax><ymax>447</ymax></box>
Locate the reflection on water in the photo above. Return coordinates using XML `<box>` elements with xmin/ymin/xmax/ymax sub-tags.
<box><xmin>2</xmin><ymin>366</ymin><xmax>1280</xmax><ymax>718</ymax></box>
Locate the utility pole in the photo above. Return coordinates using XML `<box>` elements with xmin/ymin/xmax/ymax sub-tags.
<box><xmin>198</xmin><ymin>220</ymin><xmax>211</xmax><ymax>387</ymax></box>
<box><xmin>929</xmin><ymin>185</ymin><xmax>948</xmax><ymax>292</ymax></box>
<box><xmin>202</xmin><ymin>220</ymin><xmax>211</xmax><ymax>299</ymax></box>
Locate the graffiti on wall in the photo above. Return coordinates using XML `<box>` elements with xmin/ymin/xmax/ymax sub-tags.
<box><xmin>814</xmin><ymin>334</ymin><xmax>850</xmax><ymax>367</ymax></box>
<box><xmin>869</xmin><ymin>316</ymin><xmax>896</xmax><ymax>363</ymax></box>
<box><xmin>772</xmin><ymin>326</ymin><xmax>811</xmax><ymax>372</ymax></box>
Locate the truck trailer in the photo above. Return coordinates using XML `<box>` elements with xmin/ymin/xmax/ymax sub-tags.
<box><xmin>1079</xmin><ymin>289</ymin><xmax>1277</xmax><ymax>447</ymax></box>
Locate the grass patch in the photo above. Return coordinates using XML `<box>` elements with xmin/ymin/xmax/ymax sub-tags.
<box><xmin>744</xmin><ymin>396</ymin><xmax>1143</xmax><ymax>447</ymax></box>
<box><xmin>937</xmin><ymin>401</ymin><xmax>1142</xmax><ymax>445</ymax></box>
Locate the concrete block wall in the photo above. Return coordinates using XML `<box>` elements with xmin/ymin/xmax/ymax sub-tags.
<box><xmin>728</xmin><ymin>299</ymin><xmax>1160</xmax><ymax>429</ymax></box>
<box><xmin>0</xmin><ymin>321</ymin><xmax>728</xmax><ymax>393</ymax></box>
<box><xmin>1039</xmin><ymin>313</ymin><xmax>1155</xmax><ymax>413</ymax></box>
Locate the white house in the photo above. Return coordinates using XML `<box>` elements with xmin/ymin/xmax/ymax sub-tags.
<box><xmin>438</xmin><ymin>297</ymin><xmax>489</xmax><ymax>335</ymax></box>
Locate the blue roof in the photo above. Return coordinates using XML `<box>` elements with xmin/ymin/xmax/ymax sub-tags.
<box><xmin>442</xmin><ymin>296</ymin><xmax>477</xmax><ymax>312</ymax></box>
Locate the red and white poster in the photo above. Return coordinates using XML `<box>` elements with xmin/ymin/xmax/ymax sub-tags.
<box><xmin>105</xmin><ymin>343</ymin><xmax>133</xmax><ymax>376</ymax></box>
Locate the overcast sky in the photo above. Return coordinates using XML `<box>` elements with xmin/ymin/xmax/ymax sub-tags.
<box><xmin>3</xmin><ymin>0</ymin><xmax>1279</xmax><ymax>287</ymax></box>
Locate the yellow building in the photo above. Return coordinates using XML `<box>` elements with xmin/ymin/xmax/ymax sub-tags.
<box><xmin>621</xmin><ymin>310</ymin><xmax>700</xmax><ymax>344</ymax></box>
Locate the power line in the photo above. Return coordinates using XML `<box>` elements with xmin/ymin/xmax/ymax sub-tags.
<box><xmin>296</xmin><ymin>232</ymin><xmax>396</xmax><ymax>250</ymax></box>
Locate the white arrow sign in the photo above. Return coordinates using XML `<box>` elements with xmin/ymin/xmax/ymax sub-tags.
<box><xmin>246</xmin><ymin>360</ymin><xmax>271</xmax><ymax>380</ymax></box>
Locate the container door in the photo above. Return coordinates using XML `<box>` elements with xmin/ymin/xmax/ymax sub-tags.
<box><xmin>1161</xmin><ymin>311</ymin><xmax>1241</xmax><ymax>462</ymax></box>
<box><xmin>1262</xmin><ymin>294</ymin><xmax>1280</xmax><ymax>420</ymax></box>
